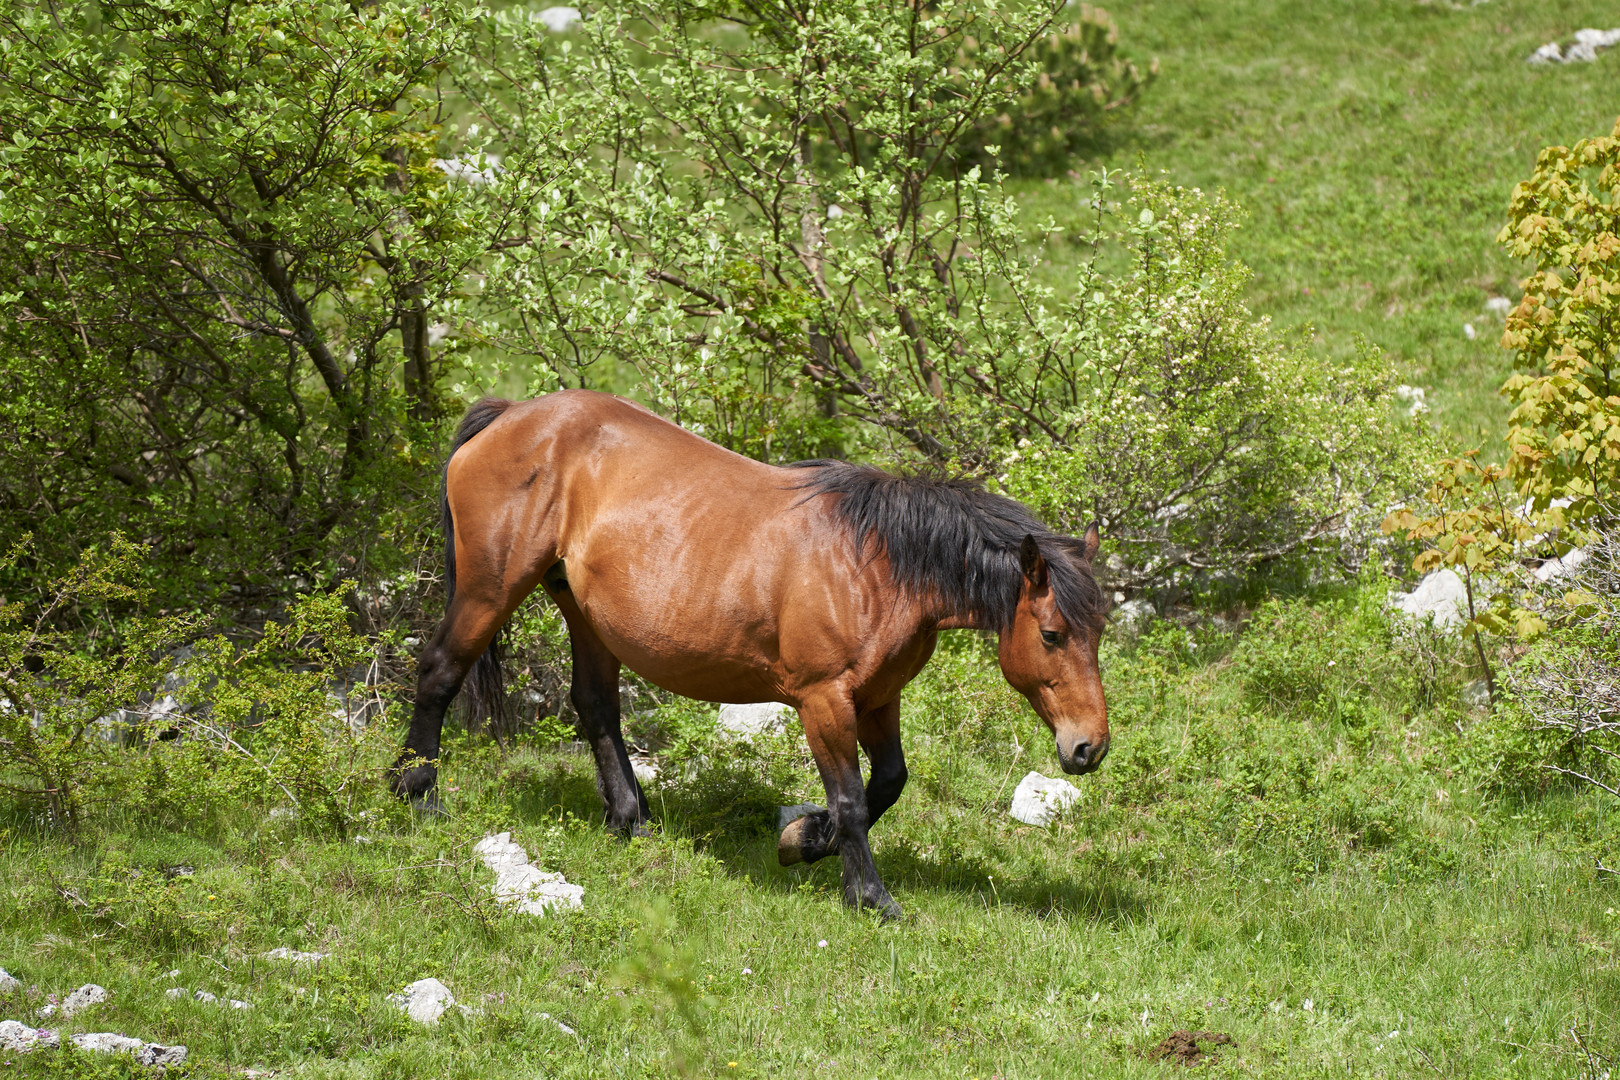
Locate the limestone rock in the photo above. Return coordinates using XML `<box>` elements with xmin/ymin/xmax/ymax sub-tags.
<box><xmin>0</xmin><ymin>1020</ymin><xmax>59</xmax><ymax>1053</ymax></box>
<box><xmin>1534</xmin><ymin>548</ymin><xmax>1588</xmax><ymax>583</ymax></box>
<box><xmin>1389</xmin><ymin>569</ymin><xmax>1468</xmax><ymax>629</ymax></box>
<box><xmin>1110</xmin><ymin>598</ymin><xmax>1154</xmax><ymax>635</ymax></box>
<box><xmin>1009</xmin><ymin>771</ymin><xmax>1081</xmax><ymax>827</ymax></box>
<box><xmin>0</xmin><ymin>969</ymin><xmax>19</xmax><ymax>994</ymax></box>
<box><xmin>59</xmin><ymin>983</ymin><xmax>108</xmax><ymax>1018</ymax></box>
<box><xmin>261</xmin><ymin>947</ymin><xmax>327</xmax><ymax>964</ymax></box>
<box><xmin>71</xmin><ymin>1032</ymin><xmax>187</xmax><ymax>1066</ymax></box>
<box><xmin>535</xmin><ymin>5</ymin><xmax>582</xmax><ymax>32</ymax></box>
<box><xmin>474</xmin><ymin>832</ymin><xmax>584</xmax><ymax>915</ymax></box>
<box><xmin>717</xmin><ymin>702</ymin><xmax>793</xmax><ymax>739</ymax></box>
<box><xmin>776</xmin><ymin>803</ymin><xmax>823</xmax><ymax>832</ymax></box>
<box><xmin>391</xmin><ymin>978</ymin><xmax>457</xmax><ymax>1025</ymax></box>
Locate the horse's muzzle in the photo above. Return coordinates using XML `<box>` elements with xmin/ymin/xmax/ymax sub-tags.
<box><xmin>1057</xmin><ymin>734</ymin><xmax>1109</xmax><ymax>776</ymax></box>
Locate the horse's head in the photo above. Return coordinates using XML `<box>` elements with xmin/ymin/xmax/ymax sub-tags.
<box><xmin>996</xmin><ymin>526</ymin><xmax>1109</xmax><ymax>776</ymax></box>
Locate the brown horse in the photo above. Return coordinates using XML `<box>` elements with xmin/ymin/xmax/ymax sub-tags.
<box><xmin>393</xmin><ymin>389</ymin><xmax>1109</xmax><ymax>918</ymax></box>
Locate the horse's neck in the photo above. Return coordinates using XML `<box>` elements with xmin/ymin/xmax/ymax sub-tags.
<box><xmin>933</xmin><ymin>611</ymin><xmax>987</xmax><ymax>631</ymax></box>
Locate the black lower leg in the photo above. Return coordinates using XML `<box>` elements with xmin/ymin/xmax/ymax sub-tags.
<box><xmin>567</xmin><ymin>628</ymin><xmax>648</xmax><ymax>832</ymax></box>
<box><xmin>391</xmin><ymin>642</ymin><xmax>461</xmax><ymax>812</ymax></box>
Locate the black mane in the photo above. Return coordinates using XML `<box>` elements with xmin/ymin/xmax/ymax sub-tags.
<box><xmin>787</xmin><ymin>461</ymin><xmax>1106</xmax><ymax>632</ymax></box>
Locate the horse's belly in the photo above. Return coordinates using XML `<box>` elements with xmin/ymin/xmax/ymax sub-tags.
<box><xmin>570</xmin><ymin>578</ymin><xmax>790</xmax><ymax>705</ymax></box>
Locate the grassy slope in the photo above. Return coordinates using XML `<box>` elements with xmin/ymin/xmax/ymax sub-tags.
<box><xmin>2</xmin><ymin>585</ymin><xmax>1615</xmax><ymax>1078</ymax></box>
<box><xmin>1013</xmin><ymin>0</ymin><xmax>1620</xmax><ymax>445</ymax></box>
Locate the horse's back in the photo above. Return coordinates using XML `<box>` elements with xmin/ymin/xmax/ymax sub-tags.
<box><xmin>445</xmin><ymin>391</ymin><xmax>882</xmax><ymax>703</ymax></box>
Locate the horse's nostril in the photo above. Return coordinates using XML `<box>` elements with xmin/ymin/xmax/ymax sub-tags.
<box><xmin>1071</xmin><ymin>741</ymin><xmax>1091</xmax><ymax>765</ymax></box>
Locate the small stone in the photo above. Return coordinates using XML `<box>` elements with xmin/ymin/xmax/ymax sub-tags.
<box><xmin>59</xmin><ymin>984</ymin><xmax>109</xmax><ymax>1017</ymax></box>
<box><xmin>535</xmin><ymin>6</ymin><xmax>581</xmax><ymax>32</ymax></box>
<box><xmin>717</xmin><ymin>702</ymin><xmax>794</xmax><ymax>739</ymax></box>
<box><xmin>261</xmin><ymin>948</ymin><xmax>327</xmax><ymax>964</ymax></box>
<box><xmin>1528</xmin><ymin>41</ymin><xmax>1563</xmax><ymax>63</ymax></box>
<box><xmin>1534</xmin><ymin>547</ymin><xmax>1588</xmax><ymax>582</ymax></box>
<box><xmin>776</xmin><ymin>803</ymin><xmax>823</xmax><ymax>832</ymax></box>
<box><xmin>538</xmin><ymin>1011</ymin><xmax>577</xmax><ymax>1036</ymax></box>
<box><xmin>192</xmin><ymin>990</ymin><xmax>217</xmax><ymax>1004</ymax></box>
<box><xmin>227</xmin><ymin>999</ymin><xmax>252</xmax><ymax>1010</ymax></box>
<box><xmin>165</xmin><ymin>987</ymin><xmax>188</xmax><ymax>1000</ymax></box>
<box><xmin>138</xmin><ymin>1042</ymin><xmax>189</xmax><ymax>1067</ymax></box>
<box><xmin>1009</xmin><ymin>771</ymin><xmax>1081</xmax><ymax>827</ymax></box>
<box><xmin>630</xmin><ymin>756</ymin><xmax>660</xmax><ymax>786</ymax></box>
<box><xmin>1389</xmin><ymin>569</ymin><xmax>1469</xmax><ymax>630</ymax></box>
<box><xmin>1463</xmin><ymin>323</ymin><xmax>1476</xmax><ymax>340</ymax></box>
<box><xmin>391</xmin><ymin>978</ymin><xmax>457</xmax><ymax>1025</ymax></box>
<box><xmin>476</xmin><ymin>833</ymin><xmax>585</xmax><ymax>915</ymax></box>
<box><xmin>1110</xmin><ymin>598</ymin><xmax>1154</xmax><ymax>635</ymax></box>
<box><xmin>0</xmin><ymin>969</ymin><xmax>19</xmax><ymax>993</ymax></box>
<box><xmin>0</xmin><ymin>1020</ymin><xmax>59</xmax><ymax>1053</ymax></box>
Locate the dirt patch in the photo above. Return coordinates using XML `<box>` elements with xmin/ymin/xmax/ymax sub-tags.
<box><xmin>1146</xmin><ymin>1030</ymin><xmax>1234</xmax><ymax>1066</ymax></box>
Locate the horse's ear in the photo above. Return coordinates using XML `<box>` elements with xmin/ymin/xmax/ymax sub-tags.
<box><xmin>1081</xmin><ymin>521</ymin><xmax>1101</xmax><ymax>564</ymax></box>
<box><xmin>1019</xmin><ymin>534</ymin><xmax>1048</xmax><ymax>588</ymax></box>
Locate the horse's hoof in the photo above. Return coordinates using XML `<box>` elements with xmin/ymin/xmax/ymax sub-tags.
<box><xmin>410</xmin><ymin>790</ymin><xmax>446</xmax><ymax>818</ymax></box>
<box><xmin>778</xmin><ymin>815</ymin><xmax>814</xmax><ymax>866</ymax></box>
<box><xmin>629</xmin><ymin>821</ymin><xmax>655</xmax><ymax>839</ymax></box>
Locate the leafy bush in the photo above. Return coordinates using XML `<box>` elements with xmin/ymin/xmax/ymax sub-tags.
<box><xmin>471</xmin><ymin>0</ymin><xmax>1416</xmax><ymax>588</ymax></box>
<box><xmin>1493</xmin><ymin>519</ymin><xmax>1620</xmax><ymax>800</ymax></box>
<box><xmin>0</xmin><ymin>536</ymin><xmax>400</xmax><ymax>831</ymax></box>
<box><xmin>1385</xmin><ymin>118</ymin><xmax>1620</xmax><ymax>640</ymax></box>
<box><xmin>956</xmin><ymin>6</ymin><xmax>1157</xmax><ymax>176</ymax></box>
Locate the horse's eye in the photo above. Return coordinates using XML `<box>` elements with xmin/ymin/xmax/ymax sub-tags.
<box><xmin>1040</xmin><ymin>630</ymin><xmax>1062</xmax><ymax>647</ymax></box>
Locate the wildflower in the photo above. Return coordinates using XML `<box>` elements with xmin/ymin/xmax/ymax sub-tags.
<box><xmin>817</xmin><ymin>940</ymin><xmax>827</xmax><ymax>948</ymax></box>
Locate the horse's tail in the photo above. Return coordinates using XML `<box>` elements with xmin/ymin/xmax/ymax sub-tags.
<box><xmin>443</xmin><ymin>397</ymin><xmax>516</xmax><ymax>735</ymax></box>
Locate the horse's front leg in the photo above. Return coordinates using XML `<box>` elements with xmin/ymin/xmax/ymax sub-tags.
<box><xmin>781</xmin><ymin>692</ymin><xmax>902</xmax><ymax>921</ymax></box>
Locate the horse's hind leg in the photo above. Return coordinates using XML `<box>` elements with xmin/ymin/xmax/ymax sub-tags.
<box><xmin>559</xmin><ymin>610</ymin><xmax>649</xmax><ymax>833</ymax></box>
<box><xmin>781</xmin><ymin>691</ymin><xmax>902</xmax><ymax>920</ymax></box>
<box><xmin>393</xmin><ymin>589</ymin><xmax>516</xmax><ymax>812</ymax></box>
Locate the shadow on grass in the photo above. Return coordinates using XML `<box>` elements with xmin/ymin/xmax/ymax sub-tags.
<box><xmin>494</xmin><ymin>750</ymin><xmax>1147</xmax><ymax>924</ymax></box>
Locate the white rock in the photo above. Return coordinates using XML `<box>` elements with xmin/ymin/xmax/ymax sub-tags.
<box><xmin>630</xmin><ymin>755</ymin><xmax>661</xmax><ymax>786</ymax></box>
<box><xmin>475</xmin><ymin>832</ymin><xmax>585</xmax><ymax>915</ymax></box>
<box><xmin>59</xmin><ymin>983</ymin><xmax>108</xmax><ymax>1017</ymax></box>
<box><xmin>260</xmin><ymin>947</ymin><xmax>327</xmax><ymax>964</ymax></box>
<box><xmin>165</xmin><ymin>987</ymin><xmax>188</xmax><ymax>1000</ymax></box>
<box><xmin>535</xmin><ymin>5</ymin><xmax>582</xmax><ymax>32</ymax></box>
<box><xmin>1009</xmin><ymin>771</ymin><xmax>1081</xmax><ymax>827</ymax></box>
<box><xmin>0</xmin><ymin>968</ymin><xmax>19</xmax><ymax>993</ymax></box>
<box><xmin>717</xmin><ymin>701</ymin><xmax>794</xmax><ymax>739</ymax></box>
<box><xmin>1110</xmin><ymin>598</ymin><xmax>1154</xmax><ymax>634</ymax></box>
<box><xmin>432</xmin><ymin>156</ymin><xmax>503</xmax><ymax>187</ymax></box>
<box><xmin>539</xmin><ymin>1011</ymin><xmax>577</xmax><ymax>1036</ymax></box>
<box><xmin>192</xmin><ymin>990</ymin><xmax>217</xmax><ymax>1005</ymax></box>
<box><xmin>1485</xmin><ymin>296</ymin><xmax>1513</xmax><ymax>316</ymax></box>
<box><xmin>391</xmin><ymin>978</ymin><xmax>457</xmax><ymax>1025</ymax></box>
<box><xmin>72</xmin><ymin>1032</ymin><xmax>188</xmax><ymax>1066</ymax></box>
<box><xmin>1534</xmin><ymin>547</ymin><xmax>1588</xmax><ymax>582</ymax></box>
<box><xmin>0</xmin><ymin>1020</ymin><xmax>59</xmax><ymax>1053</ymax></box>
<box><xmin>1463</xmin><ymin>322</ymin><xmax>1476</xmax><ymax>340</ymax></box>
<box><xmin>1528</xmin><ymin>41</ymin><xmax>1564</xmax><ymax>63</ymax></box>
<box><xmin>1390</xmin><ymin>569</ymin><xmax>1468</xmax><ymax>629</ymax></box>
<box><xmin>1574</xmin><ymin>27</ymin><xmax>1620</xmax><ymax>47</ymax></box>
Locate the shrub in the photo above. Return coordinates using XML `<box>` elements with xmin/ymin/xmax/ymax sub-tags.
<box><xmin>1386</xmin><ymin>118</ymin><xmax>1620</xmax><ymax>642</ymax></box>
<box><xmin>956</xmin><ymin>7</ymin><xmax>1157</xmax><ymax>176</ymax></box>
<box><xmin>0</xmin><ymin>536</ymin><xmax>400</xmax><ymax>831</ymax></box>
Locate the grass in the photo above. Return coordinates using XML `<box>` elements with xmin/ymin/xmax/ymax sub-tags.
<box><xmin>1011</xmin><ymin>0</ymin><xmax>1620</xmax><ymax>447</ymax></box>
<box><xmin>2</xmin><ymin>580</ymin><xmax>1616</xmax><ymax>1078</ymax></box>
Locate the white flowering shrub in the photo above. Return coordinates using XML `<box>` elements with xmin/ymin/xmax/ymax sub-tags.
<box><xmin>455</xmin><ymin>0</ymin><xmax>1417</xmax><ymax>587</ymax></box>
